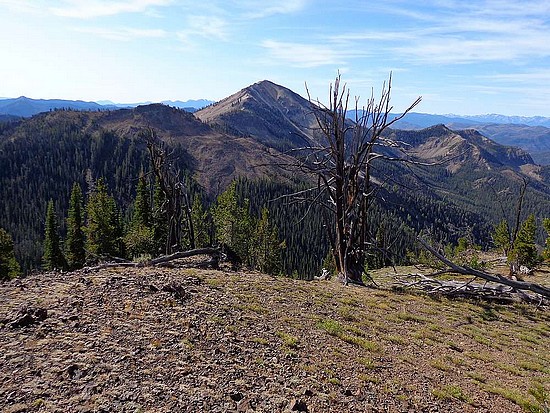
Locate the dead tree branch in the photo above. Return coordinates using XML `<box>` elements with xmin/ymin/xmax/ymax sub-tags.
<box><xmin>417</xmin><ymin>237</ymin><xmax>550</xmax><ymax>301</ymax></box>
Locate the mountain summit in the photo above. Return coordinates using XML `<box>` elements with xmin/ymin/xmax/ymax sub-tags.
<box><xmin>196</xmin><ymin>80</ymin><xmax>319</xmax><ymax>151</ymax></box>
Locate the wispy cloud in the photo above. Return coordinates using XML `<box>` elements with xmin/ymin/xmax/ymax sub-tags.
<box><xmin>73</xmin><ymin>26</ymin><xmax>167</xmax><ymax>41</ymax></box>
<box><xmin>50</xmin><ymin>0</ymin><xmax>172</xmax><ymax>19</ymax></box>
<box><xmin>239</xmin><ymin>0</ymin><xmax>309</xmax><ymax>19</ymax></box>
<box><xmin>177</xmin><ymin>16</ymin><xmax>229</xmax><ymax>44</ymax></box>
<box><xmin>261</xmin><ymin>39</ymin><xmax>367</xmax><ymax>68</ymax></box>
<box><xmin>329</xmin><ymin>1</ymin><xmax>550</xmax><ymax>65</ymax></box>
<box><xmin>0</xmin><ymin>0</ymin><xmax>46</xmax><ymax>14</ymax></box>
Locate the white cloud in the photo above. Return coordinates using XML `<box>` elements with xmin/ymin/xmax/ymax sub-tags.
<box><xmin>239</xmin><ymin>0</ymin><xmax>309</xmax><ymax>18</ymax></box>
<box><xmin>329</xmin><ymin>2</ymin><xmax>550</xmax><ymax>66</ymax></box>
<box><xmin>50</xmin><ymin>0</ymin><xmax>172</xmax><ymax>19</ymax></box>
<box><xmin>261</xmin><ymin>39</ymin><xmax>366</xmax><ymax>68</ymax></box>
<box><xmin>73</xmin><ymin>26</ymin><xmax>167</xmax><ymax>41</ymax></box>
<box><xmin>176</xmin><ymin>15</ymin><xmax>229</xmax><ymax>45</ymax></box>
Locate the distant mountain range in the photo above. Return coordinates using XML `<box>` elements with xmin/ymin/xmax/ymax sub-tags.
<box><xmin>0</xmin><ymin>96</ymin><xmax>214</xmax><ymax>118</ymax></box>
<box><xmin>389</xmin><ymin>113</ymin><xmax>550</xmax><ymax>165</ymax></box>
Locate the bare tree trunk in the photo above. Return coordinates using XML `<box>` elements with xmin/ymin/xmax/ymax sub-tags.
<box><xmin>144</xmin><ymin>128</ymin><xmax>195</xmax><ymax>254</ymax></box>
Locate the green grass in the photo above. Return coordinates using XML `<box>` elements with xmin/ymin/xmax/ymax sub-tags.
<box><xmin>276</xmin><ymin>331</ymin><xmax>299</xmax><ymax>348</ymax></box>
<box><xmin>316</xmin><ymin>319</ymin><xmax>344</xmax><ymax>336</ymax></box>
<box><xmin>485</xmin><ymin>384</ymin><xmax>544</xmax><ymax>412</ymax></box>
<box><xmin>316</xmin><ymin>318</ymin><xmax>381</xmax><ymax>352</ymax></box>
<box><xmin>432</xmin><ymin>384</ymin><xmax>474</xmax><ymax>405</ymax></box>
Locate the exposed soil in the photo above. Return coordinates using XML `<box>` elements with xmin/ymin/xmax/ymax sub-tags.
<box><xmin>1</xmin><ymin>263</ymin><xmax>548</xmax><ymax>412</ymax></box>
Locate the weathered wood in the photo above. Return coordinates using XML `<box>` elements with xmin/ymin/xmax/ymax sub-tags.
<box><xmin>417</xmin><ymin>237</ymin><xmax>550</xmax><ymax>300</ymax></box>
<box><xmin>149</xmin><ymin>247</ymin><xmax>220</xmax><ymax>266</ymax></box>
<box><xmin>393</xmin><ymin>273</ymin><xmax>542</xmax><ymax>304</ymax></box>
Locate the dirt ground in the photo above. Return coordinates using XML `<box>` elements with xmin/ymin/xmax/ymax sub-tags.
<box><xmin>1</xmin><ymin>261</ymin><xmax>548</xmax><ymax>412</ymax></box>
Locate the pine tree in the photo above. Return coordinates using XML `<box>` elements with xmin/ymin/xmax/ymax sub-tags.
<box><xmin>492</xmin><ymin>219</ymin><xmax>511</xmax><ymax>256</ymax></box>
<box><xmin>191</xmin><ymin>196</ymin><xmax>210</xmax><ymax>248</ymax></box>
<box><xmin>251</xmin><ymin>207</ymin><xmax>283</xmax><ymax>274</ymax></box>
<box><xmin>132</xmin><ymin>173</ymin><xmax>151</xmax><ymax>228</ymax></box>
<box><xmin>510</xmin><ymin>214</ymin><xmax>539</xmax><ymax>270</ymax></box>
<box><xmin>543</xmin><ymin>218</ymin><xmax>550</xmax><ymax>262</ymax></box>
<box><xmin>212</xmin><ymin>181</ymin><xmax>254</xmax><ymax>264</ymax></box>
<box><xmin>43</xmin><ymin>199</ymin><xmax>65</xmax><ymax>271</ymax></box>
<box><xmin>85</xmin><ymin>178</ymin><xmax>122</xmax><ymax>259</ymax></box>
<box><xmin>65</xmin><ymin>183</ymin><xmax>85</xmax><ymax>270</ymax></box>
<box><xmin>125</xmin><ymin>174</ymin><xmax>155</xmax><ymax>259</ymax></box>
<box><xmin>0</xmin><ymin>227</ymin><xmax>21</xmax><ymax>280</ymax></box>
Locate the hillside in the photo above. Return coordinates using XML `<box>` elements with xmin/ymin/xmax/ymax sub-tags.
<box><xmin>196</xmin><ymin>80</ymin><xmax>321</xmax><ymax>151</ymax></box>
<box><xmin>0</xmin><ymin>97</ymin><xmax>116</xmax><ymax>117</ymax></box>
<box><xmin>195</xmin><ymin>80</ymin><xmax>550</xmax><ymax>236</ymax></box>
<box><xmin>2</xmin><ymin>81</ymin><xmax>550</xmax><ymax>276</ymax></box>
<box><xmin>1</xmin><ymin>264</ymin><xmax>548</xmax><ymax>412</ymax></box>
<box><xmin>390</xmin><ymin>113</ymin><xmax>550</xmax><ymax>165</ymax></box>
<box><xmin>0</xmin><ymin>105</ymin><xmax>300</xmax><ymax>270</ymax></box>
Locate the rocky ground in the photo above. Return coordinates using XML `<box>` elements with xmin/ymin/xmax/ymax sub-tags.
<box><xmin>1</xmin><ymin>261</ymin><xmax>549</xmax><ymax>412</ymax></box>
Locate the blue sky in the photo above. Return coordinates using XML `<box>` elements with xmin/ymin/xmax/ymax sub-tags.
<box><xmin>1</xmin><ymin>0</ymin><xmax>549</xmax><ymax>116</ymax></box>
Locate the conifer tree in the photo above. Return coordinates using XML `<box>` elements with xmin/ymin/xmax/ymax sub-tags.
<box><xmin>65</xmin><ymin>183</ymin><xmax>85</xmax><ymax>270</ymax></box>
<box><xmin>543</xmin><ymin>218</ymin><xmax>550</xmax><ymax>262</ymax></box>
<box><xmin>212</xmin><ymin>181</ymin><xmax>254</xmax><ymax>264</ymax></box>
<box><xmin>191</xmin><ymin>196</ymin><xmax>210</xmax><ymax>248</ymax></box>
<box><xmin>85</xmin><ymin>178</ymin><xmax>122</xmax><ymax>259</ymax></box>
<box><xmin>510</xmin><ymin>214</ymin><xmax>539</xmax><ymax>270</ymax></box>
<box><xmin>43</xmin><ymin>199</ymin><xmax>65</xmax><ymax>271</ymax></box>
<box><xmin>132</xmin><ymin>173</ymin><xmax>151</xmax><ymax>228</ymax></box>
<box><xmin>492</xmin><ymin>219</ymin><xmax>511</xmax><ymax>256</ymax></box>
<box><xmin>125</xmin><ymin>174</ymin><xmax>155</xmax><ymax>259</ymax></box>
<box><xmin>251</xmin><ymin>207</ymin><xmax>283</xmax><ymax>274</ymax></box>
<box><xmin>0</xmin><ymin>227</ymin><xmax>21</xmax><ymax>280</ymax></box>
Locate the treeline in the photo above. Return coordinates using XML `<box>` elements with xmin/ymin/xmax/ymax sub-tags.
<box><xmin>40</xmin><ymin>177</ymin><xmax>284</xmax><ymax>276</ymax></box>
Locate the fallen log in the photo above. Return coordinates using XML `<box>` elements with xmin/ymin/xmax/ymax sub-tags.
<box><xmin>393</xmin><ymin>273</ymin><xmax>544</xmax><ymax>304</ymax></box>
<box><xmin>149</xmin><ymin>247</ymin><xmax>220</xmax><ymax>266</ymax></box>
<box><xmin>417</xmin><ymin>237</ymin><xmax>550</xmax><ymax>301</ymax></box>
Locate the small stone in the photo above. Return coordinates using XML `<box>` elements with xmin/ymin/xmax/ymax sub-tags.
<box><xmin>289</xmin><ymin>399</ymin><xmax>308</xmax><ymax>412</ymax></box>
<box><xmin>230</xmin><ymin>392</ymin><xmax>244</xmax><ymax>402</ymax></box>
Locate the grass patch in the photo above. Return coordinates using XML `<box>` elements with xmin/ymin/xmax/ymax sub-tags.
<box><xmin>496</xmin><ymin>363</ymin><xmax>524</xmax><ymax>377</ymax></box>
<box><xmin>359</xmin><ymin>374</ymin><xmax>380</xmax><ymax>384</ymax></box>
<box><xmin>357</xmin><ymin>357</ymin><xmax>377</xmax><ymax>369</ymax></box>
<box><xmin>485</xmin><ymin>384</ymin><xmax>542</xmax><ymax>412</ymax></box>
<box><xmin>467</xmin><ymin>372</ymin><xmax>487</xmax><ymax>383</ymax></box>
<box><xmin>518</xmin><ymin>361</ymin><xmax>548</xmax><ymax>373</ymax></box>
<box><xmin>251</xmin><ymin>337</ymin><xmax>269</xmax><ymax>345</ymax></box>
<box><xmin>430</xmin><ymin>358</ymin><xmax>452</xmax><ymax>372</ymax></box>
<box><xmin>316</xmin><ymin>318</ymin><xmax>381</xmax><ymax>352</ymax></box>
<box><xmin>338</xmin><ymin>306</ymin><xmax>358</xmax><ymax>321</ymax></box>
<box><xmin>276</xmin><ymin>331</ymin><xmax>299</xmax><ymax>348</ymax></box>
<box><xmin>317</xmin><ymin>319</ymin><xmax>344</xmax><ymax>336</ymax></box>
<box><xmin>432</xmin><ymin>384</ymin><xmax>473</xmax><ymax>404</ymax></box>
<box><xmin>342</xmin><ymin>335</ymin><xmax>381</xmax><ymax>352</ymax></box>
<box><xmin>396</xmin><ymin>311</ymin><xmax>428</xmax><ymax>323</ymax></box>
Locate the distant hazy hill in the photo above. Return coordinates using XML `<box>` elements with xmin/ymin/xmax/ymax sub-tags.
<box><xmin>0</xmin><ymin>96</ymin><xmax>118</xmax><ymax>117</ymax></box>
<box><xmin>390</xmin><ymin>113</ymin><xmax>550</xmax><ymax>165</ymax></box>
<box><xmin>0</xmin><ymin>97</ymin><xmax>215</xmax><ymax>118</ymax></box>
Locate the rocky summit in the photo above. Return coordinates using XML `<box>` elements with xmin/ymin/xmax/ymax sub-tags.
<box><xmin>1</xmin><ymin>264</ymin><xmax>549</xmax><ymax>412</ymax></box>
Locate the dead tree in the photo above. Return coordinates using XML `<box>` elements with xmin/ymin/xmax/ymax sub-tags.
<box><xmin>144</xmin><ymin>129</ymin><xmax>195</xmax><ymax>254</ymax></box>
<box><xmin>286</xmin><ymin>74</ymin><xmax>421</xmax><ymax>285</ymax></box>
<box><xmin>411</xmin><ymin>237</ymin><xmax>550</xmax><ymax>303</ymax></box>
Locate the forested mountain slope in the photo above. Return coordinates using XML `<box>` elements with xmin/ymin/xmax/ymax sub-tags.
<box><xmin>0</xmin><ymin>105</ymin><xmax>297</xmax><ymax>271</ymax></box>
<box><xmin>1</xmin><ymin>81</ymin><xmax>550</xmax><ymax>276</ymax></box>
<box><xmin>198</xmin><ymin>81</ymin><xmax>550</xmax><ymax>236</ymax></box>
